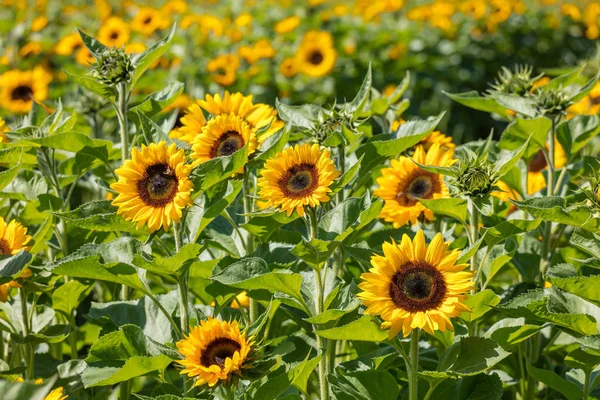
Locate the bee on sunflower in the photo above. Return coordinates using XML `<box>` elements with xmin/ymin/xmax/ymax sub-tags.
<box><xmin>358</xmin><ymin>230</ymin><xmax>474</xmax><ymax>338</ymax></box>
<box><xmin>375</xmin><ymin>143</ymin><xmax>454</xmax><ymax>228</ymax></box>
<box><xmin>110</xmin><ymin>142</ymin><xmax>193</xmax><ymax>232</ymax></box>
<box><xmin>257</xmin><ymin>143</ymin><xmax>340</xmax><ymax>217</ymax></box>
<box><xmin>176</xmin><ymin>318</ymin><xmax>253</xmax><ymax>388</ymax></box>
<box><xmin>0</xmin><ymin>67</ymin><xmax>52</xmax><ymax>113</ymax></box>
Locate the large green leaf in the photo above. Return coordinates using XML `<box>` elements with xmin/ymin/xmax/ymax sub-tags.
<box><xmin>484</xmin><ymin>318</ymin><xmax>542</xmax><ymax>349</ymax></box>
<box><xmin>420</xmin><ymin>198</ymin><xmax>468</xmax><ymax>224</ymax></box>
<box><xmin>290</xmin><ymin>239</ymin><xmax>340</xmax><ymax>270</ymax></box>
<box><xmin>557</xmin><ymin>114</ymin><xmax>600</xmax><ymax>156</ymax></box>
<box><xmin>131</xmin><ymin>24</ymin><xmax>176</xmax><ymax>85</ymax></box>
<box><xmin>52</xmin><ymin>280</ymin><xmax>93</xmax><ymax>318</ymax></box>
<box><xmin>438</xmin><ymin>337</ymin><xmax>510</xmax><ymax>376</ymax></box>
<box><xmin>546</xmin><ymin>263</ymin><xmax>600</xmax><ymax>306</ymax></box>
<box><xmin>460</xmin><ymin>289</ymin><xmax>501</xmax><ymax>322</ymax></box>
<box><xmin>189</xmin><ymin>145</ymin><xmax>248</xmax><ymax>191</ymax></box>
<box><xmin>426</xmin><ymin>373</ymin><xmax>503</xmax><ymax>400</ymax></box>
<box><xmin>488</xmin><ymin>92</ymin><xmax>537</xmax><ymax>118</ymax></box>
<box><xmin>444</xmin><ymin>90</ymin><xmax>510</xmax><ymax>118</ymax></box>
<box><xmin>127</xmin><ymin>81</ymin><xmax>184</xmax><ymax>123</ymax></box>
<box><xmin>0</xmin><ymin>251</ymin><xmax>32</xmax><ymax>285</ymax></box>
<box><xmin>512</xmin><ymin>196</ymin><xmax>600</xmax><ymax>233</ymax></box>
<box><xmin>319</xmin><ymin>192</ymin><xmax>383</xmax><ymax>242</ymax></box>
<box><xmin>133</xmin><ymin>243</ymin><xmax>202</xmax><ymax>278</ymax></box>
<box><xmin>0</xmin><ymin>149</ymin><xmax>22</xmax><ymax>190</ymax></box>
<box><xmin>329</xmin><ymin>370</ymin><xmax>400</xmax><ymax>400</ymax></box>
<box><xmin>65</xmin><ymin>71</ymin><xmax>116</xmax><ymax>100</ymax></box>
<box><xmin>0</xmin><ymin>378</ymin><xmax>55</xmax><ymax>400</ymax></box>
<box><xmin>51</xmin><ymin>200</ymin><xmax>139</xmax><ymax>233</ymax></box>
<box><xmin>527</xmin><ymin>363</ymin><xmax>582</xmax><ymax>400</ymax></box>
<box><xmin>17</xmin><ymin>131</ymin><xmax>113</xmax><ymax>153</ymax></box>
<box><xmin>315</xmin><ymin>316</ymin><xmax>387</xmax><ymax>342</ymax></box>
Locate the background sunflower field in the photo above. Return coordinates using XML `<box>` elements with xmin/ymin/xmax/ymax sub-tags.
<box><xmin>1</xmin><ymin>0</ymin><xmax>600</xmax><ymax>399</ymax></box>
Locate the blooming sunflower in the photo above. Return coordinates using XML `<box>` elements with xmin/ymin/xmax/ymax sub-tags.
<box><xmin>97</xmin><ymin>16</ymin><xmax>130</xmax><ymax>47</ymax></box>
<box><xmin>176</xmin><ymin>318</ymin><xmax>252</xmax><ymax>388</ymax></box>
<box><xmin>131</xmin><ymin>7</ymin><xmax>168</xmax><ymax>36</ymax></box>
<box><xmin>275</xmin><ymin>16</ymin><xmax>301</xmax><ymax>34</ymax></box>
<box><xmin>375</xmin><ymin>144</ymin><xmax>453</xmax><ymax>228</ymax></box>
<box><xmin>191</xmin><ymin>114</ymin><xmax>257</xmax><ymax>165</ymax></box>
<box><xmin>0</xmin><ymin>67</ymin><xmax>51</xmax><ymax>113</ymax></box>
<box><xmin>358</xmin><ymin>230</ymin><xmax>474</xmax><ymax>338</ymax></box>
<box><xmin>258</xmin><ymin>143</ymin><xmax>340</xmax><ymax>217</ymax></box>
<box><xmin>0</xmin><ymin>217</ymin><xmax>31</xmax><ymax>256</ymax></box>
<box><xmin>169</xmin><ymin>103</ymin><xmax>207</xmax><ymax>143</ymax></box>
<box><xmin>0</xmin><ymin>117</ymin><xmax>9</xmax><ymax>142</ymax></box>
<box><xmin>295</xmin><ymin>31</ymin><xmax>337</xmax><ymax>78</ymax></box>
<box><xmin>207</xmin><ymin>54</ymin><xmax>240</xmax><ymax>86</ymax></box>
<box><xmin>280</xmin><ymin>58</ymin><xmax>297</xmax><ymax>78</ymax></box>
<box><xmin>110</xmin><ymin>142</ymin><xmax>193</xmax><ymax>232</ymax></box>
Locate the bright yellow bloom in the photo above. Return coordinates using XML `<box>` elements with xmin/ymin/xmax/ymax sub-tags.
<box><xmin>0</xmin><ymin>117</ymin><xmax>9</xmax><ymax>143</ymax></box>
<box><xmin>280</xmin><ymin>58</ymin><xmax>297</xmax><ymax>78</ymax></box>
<box><xmin>0</xmin><ymin>217</ymin><xmax>31</xmax><ymax>256</ymax></box>
<box><xmin>295</xmin><ymin>31</ymin><xmax>337</xmax><ymax>78</ymax></box>
<box><xmin>526</xmin><ymin>139</ymin><xmax>567</xmax><ymax>195</ymax></box>
<box><xmin>131</xmin><ymin>7</ymin><xmax>168</xmax><ymax>36</ymax></box>
<box><xmin>207</xmin><ymin>54</ymin><xmax>240</xmax><ymax>86</ymax></box>
<box><xmin>0</xmin><ymin>67</ymin><xmax>52</xmax><ymax>113</ymax></box>
<box><xmin>55</xmin><ymin>33</ymin><xmax>84</xmax><ymax>56</ymax></box>
<box><xmin>20</xmin><ymin>42</ymin><xmax>43</xmax><ymax>58</ymax></box>
<box><xmin>110</xmin><ymin>142</ymin><xmax>193</xmax><ymax>232</ymax></box>
<box><xmin>231</xmin><ymin>292</ymin><xmax>250</xmax><ymax>309</ymax></box>
<box><xmin>97</xmin><ymin>16</ymin><xmax>130</xmax><ymax>47</ymax></box>
<box><xmin>191</xmin><ymin>114</ymin><xmax>257</xmax><ymax>165</ymax></box>
<box><xmin>31</xmin><ymin>16</ymin><xmax>48</xmax><ymax>32</ymax></box>
<box><xmin>44</xmin><ymin>387</ymin><xmax>68</xmax><ymax>400</ymax></box>
<box><xmin>169</xmin><ymin>103</ymin><xmax>207</xmax><ymax>144</ymax></box>
<box><xmin>375</xmin><ymin>144</ymin><xmax>453</xmax><ymax>228</ymax></box>
<box><xmin>275</xmin><ymin>16</ymin><xmax>300</xmax><ymax>34</ymax></box>
<box><xmin>176</xmin><ymin>318</ymin><xmax>252</xmax><ymax>387</ymax></box>
<box><xmin>258</xmin><ymin>143</ymin><xmax>340</xmax><ymax>217</ymax></box>
<box><xmin>358</xmin><ymin>230</ymin><xmax>474</xmax><ymax>338</ymax></box>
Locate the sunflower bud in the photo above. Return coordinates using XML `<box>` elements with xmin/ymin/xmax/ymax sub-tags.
<box><xmin>533</xmin><ymin>87</ymin><xmax>572</xmax><ymax>117</ymax></box>
<box><xmin>92</xmin><ymin>47</ymin><xmax>133</xmax><ymax>86</ymax></box>
<box><xmin>490</xmin><ymin>65</ymin><xmax>538</xmax><ymax>96</ymax></box>
<box><xmin>455</xmin><ymin>163</ymin><xmax>495</xmax><ymax>197</ymax></box>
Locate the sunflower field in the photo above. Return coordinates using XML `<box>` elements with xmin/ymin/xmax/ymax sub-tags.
<box><xmin>4</xmin><ymin>0</ymin><xmax>600</xmax><ymax>399</ymax></box>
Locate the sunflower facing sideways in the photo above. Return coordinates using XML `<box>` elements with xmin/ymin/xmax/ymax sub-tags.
<box><xmin>110</xmin><ymin>142</ymin><xmax>193</xmax><ymax>232</ymax></box>
<box><xmin>375</xmin><ymin>143</ymin><xmax>454</xmax><ymax>228</ymax></box>
<box><xmin>176</xmin><ymin>318</ymin><xmax>253</xmax><ymax>388</ymax></box>
<box><xmin>358</xmin><ymin>230</ymin><xmax>474</xmax><ymax>338</ymax></box>
<box><xmin>258</xmin><ymin>143</ymin><xmax>340</xmax><ymax>217</ymax></box>
<box><xmin>0</xmin><ymin>67</ymin><xmax>52</xmax><ymax>113</ymax></box>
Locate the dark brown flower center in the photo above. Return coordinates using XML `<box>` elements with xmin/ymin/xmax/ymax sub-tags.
<box><xmin>308</xmin><ymin>50</ymin><xmax>324</xmax><ymax>65</ymax></box>
<box><xmin>0</xmin><ymin>239</ymin><xmax>11</xmax><ymax>255</ymax></box>
<box><xmin>11</xmin><ymin>85</ymin><xmax>33</xmax><ymax>101</ymax></box>
<box><xmin>528</xmin><ymin>150</ymin><xmax>547</xmax><ymax>173</ymax></box>
<box><xmin>389</xmin><ymin>261</ymin><xmax>447</xmax><ymax>312</ymax></box>
<box><xmin>110</xmin><ymin>31</ymin><xmax>119</xmax><ymax>40</ymax></box>
<box><xmin>278</xmin><ymin>163</ymin><xmax>319</xmax><ymax>199</ymax></box>
<box><xmin>396</xmin><ymin>170</ymin><xmax>440</xmax><ymax>206</ymax></box>
<box><xmin>137</xmin><ymin>163</ymin><xmax>178</xmax><ymax>207</ymax></box>
<box><xmin>200</xmin><ymin>337</ymin><xmax>241</xmax><ymax>369</ymax></box>
<box><xmin>210</xmin><ymin>130</ymin><xmax>245</xmax><ymax>158</ymax></box>
<box><xmin>143</xmin><ymin>16</ymin><xmax>153</xmax><ymax>25</ymax></box>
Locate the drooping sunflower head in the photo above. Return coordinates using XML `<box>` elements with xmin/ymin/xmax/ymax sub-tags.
<box><xmin>295</xmin><ymin>31</ymin><xmax>337</xmax><ymax>78</ymax></box>
<box><xmin>258</xmin><ymin>143</ymin><xmax>340</xmax><ymax>217</ymax></box>
<box><xmin>191</xmin><ymin>114</ymin><xmax>257</xmax><ymax>165</ymax></box>
<box><xmin>0</xmin><ymin>217</ymin><xmax>31</xmax><ymax>256</ymax></box>
<box><xmin>375</xmin><ymin>144</ymin><xmax>453</xmax><ymax>228</ymax></box>
<box><xmin>176</xmin><ymin>318</ymin><xmax>252</xmax><ymax>388</ymax></box>
<box><xmin>110</xmin><ymin>142</ymin><xmax>194</xmax><ymax>232</ymax></box>
<box><xmin>358</xmin><ymin>230</ymin><xmax>474</xmax><ymax>338</ymax></box>
<box><xmin>0</xmin><ymin>67</ymin><xmax>51</xmax><ymax>113</ymax></box>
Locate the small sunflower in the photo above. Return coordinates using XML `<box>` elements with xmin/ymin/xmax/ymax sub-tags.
<box><xmin>191</xmin><ymin>114</ymin><xmax>257</xmax><ymax>165</ymax></box>
<box><xmin>207</xmin><ymin>54</ymin><xmax>240</xmax><ymax>87</ymax></box>
<box><xmin>176</xmin><ymin>318</ymin><xmax>252</xmax><ymax>388</ymax></box>
<box><xmin>0</xmin><ymin>67</ymin><xmax>52</xmax><ymax>113</ymax></box>
<box><xmin>280</xmin><ymin>57</ymin><xmax>297</xmax><ymax>78</ymax></box>
<box><xmin>110</xmin><ymin>142</ymin><xmax>193</xmax><ymax>232</ymax></box>
<box><xmin>131</xmin><ymin>7</ymin><xmax>168</xmax><ymax>36</ymax></box>
<box><xmin>97</xmin><ymin>16</ymin><xmax>130</xmax><ymax>47</ymax></box>
<box><xmin>55</xmin><ymin>33</ymin><xmax>83</xmax><ymax>56</ymax></box>
<box><xmin>274</xmin><ymin>16</ymin><xmax>300</xmax><ymax>34</ymax></box>
<box><xmin>358</xmin><ymin>230</ymin><xmax>474</xmax><ymax>338</ymax></box>
<box><xmin>0</xmin><ymin>217</ymin><xmax>31</xmax><ymax>256</ymax></box>
<box><xmin>295</xmin><ymin>31</ymin><xmax>337</xmax><ymax>78</ymax></box>
<box><xmin>419</xmin><ymin>131</ymin><xmax>456</xmax><ymax>152</ymax></box>
<box><xmin>258</xmin><ymin>143</ymin><xmax>340</xmax><ymax>217</ymax></box>
<box><xmin>375</xmin><ymin>144</ymin><xmax>453</xmax><ymax>228</ymax></box>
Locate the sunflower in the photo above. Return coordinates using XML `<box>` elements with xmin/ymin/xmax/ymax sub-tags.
<box><xmin>275</xmin><ymin>16</ymin><xmax>301</xmax><ymax>34</ymax></box>
<box><xmin>0</xmin><ymin>67</ymin><xmax>51</xmax><ymax>113</ymax></box>
<box><xmin>97</xmin><ymin>16</ymin><xmax>130</xmax><ymax>47</ymax></box>
<box><xmin>280</xmin><ymin>57</ymin><xmax>297</xmax><ymax>78</ymax></box>
<box><xmin>258</xmin><ymin>143</ymin><xmax>340</xmax><ymax>217</ymax></box>
<box><xmin>295</xmin><ymin>31</ymin><xmax>337</xmax><ymax>78</ymax></box>
<box><xmin>55</xmin><ymin>33</ymin><xmax>84</xmax><ymax>57</ymax></box>
<box><xmin>0</xmin><ymin>217</ymin><xmax>31</xmax><ymax>256</ymax></box>
<box><xmin>191</xmin><ymin>114</ymin><xmax>257</xmax><ymax>165</ymax></box>
<box><xmin>527</xmin><ymin>139</ymin><xmax>567</xmax><ymax>195</ymax></box>
<box><xmin>358</xmin><ymin>230</ymin><xmax>474</xmax><ymax>338</ymax></box>
<box><xmin>0</xmin><ymin>117</ymin><xmax>9</xmax><ymax>142</ymax></box>
<box><xmin>231</xmin><ymin>292</ymin><xmax>250</xmax><ymax>309</ymax></box>
<box><xmin>199</xmin><ymin>92</ymin><xmax>285</xmax><ymax>147</ymax></box>
<box><xmin>176</xmin><ymin>318</ymin><xmax>252</xmax><ymax>388</ymax></box>
<box><xmin>375</xmin><ymin>144</ymin><xmax>453</xmax><ymax>228</ymax></box>
<box><xmin>169</xmin><ymin>103</ymin><xmax>207</xmax><ymax>143</ymax></box>
<box><xmin>207</xmin><ymin>54</ymin><xmax>240</xmax><ymax>86</ymax></box>
<box><xmin>567</xmin><ymin>82</ymin><xmax>600</xmax><ymax>118</ymax></box>
<box><xmin>44</xmin><ymin>387</ymin><xmax>68</xmax><ymax>400</ymax></box>
<box><xmin>110</xmin><ymin>142</ymin><xmax>193</xmax><ymax>232</ymax></box>
<box><xmin>131</xmin><ymin>7</ymin><xmax>168</xmax><ymax>36</ymax></box>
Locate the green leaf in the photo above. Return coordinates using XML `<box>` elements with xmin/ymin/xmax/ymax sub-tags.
<box><xmin>546</xmin><ymin>263</ymin><xmax>600</xmax><ymax>306</ymax></box>
<box><xmin>484</xmin><ymin>318</ymin><xmax>542</xmax><ymax>349</ymax></box>
<box><xmin>189</xmin><ymin>145</ymin><xmax>248</xmax><ymax>191</ymax></box>
<box><xmin>0</xmin><ymin>378</ymin><xmax>55</xmax><ymax>400</ymax></box>
<box><xmin>499</xmin><ymin>117</ymin><xmax>550</xmax><ymax>161</ymax></box>
<box><xmin>251</xmin><ymin>128</ymin><xmax>289</xmax><ymax>165</ymax></box>
<box><xmin>0</xmin><ymin>251</ymin><xmax>32</xmax><ymax>285</ymax></box>
<box><xmin>12</xmin><ymin>324</ymin><xmax>71</xmax><ymax>345</ymax></box>
<box><xmin>460</xmin><ymin>289</ymin><xmax>501</xmax><ymax>322</ymax></box>
<box><xmin>488</xmin><ymin>92</ymin><xmax>537</xmax><ymax>118</ymax></box>
<box><xmin>444</xmin><ymin>90</ymin><xmax>510</xmax><ymax>118</ymax></box>
<box><xmin>211</xmin><ymin>257</ymin><xmax>303</xmax><ymax>301</ymax></box>
<box><xmin>330</xmin><ymin>155</ymin><xmax>363</xmax><ymax>194</ymax></box>
<box><xmin>82</xmin><ymin>324</ymin><xmax>173</xmax><ymax>387</ymax></box>
<box><xmin>131</xmin><ymin>24</ymin><xmax>177</xmax><ymax>85</ymax></box>
<box><xmin>329</xmin><ymin>370</ymin><xmax>400</xmax><ymax>400</ymax></box>
<box><xmin>426</xmin><ymin>373</ymin><xmax>503</xmax><ymax>400</ymax></box>
<box><xmin>319</xmin><ymin>192</ymin><xmax>382</xmax><ymax>242</ymax></box>
<box><xmin>128</xmin><ymin>81</ymin><xmax>184</xmax><ymax>123</ymax></box>
<box><xmin>305</xmin><ymin>282</ymin><xmax>360</xmax><ymax>324</ymax></box>
<box><xmin>51</xmin><ymin>200</ymin><xmax>139</xmax><ymax>233</ymax></box>
<box><xmin>565</xmin><ymin>347</ymin><xmax>600</xmax><ymax>372</ymax></box>
<box><xmin>346</xmin><ymin>64</ymin><xmax>372</xmax><ymax>116</ymax></box>
<box><xmin>315</xmin><ymin>316</ymin><xmax>388</xmax><ymax>342</ymax></box>
<box><xmin>77</xmin><ymin>28</ymin><xmax>108</xmax><ymax>57</ymax></box>
<box><xmin>512</xmin><ymin>196</ymin><xmax>600</xmax><ymax>233</ymax></box>
<box><xmin>65</xmin><ymin>71</ymin><xmax>116</xmax><ymax>100</ymax></box>
<box><xmin>18</xmin><ymin>131</ymin><xmax>113</xmax><ymax>153</ymax></box>
<box><xmin>275</xmin><ymin>100</ymin><xmax>326</xmax><ymax>130</ymax></box>
<box><xmin>526</xmin><ymin>363</ymin><xmax>582</xmax><ymax>400</ymax></box>
<box><xmin>480</xmin><ymin>239</ymin><xmax>518</xmax><ymax>286</ymax></box>
<box><xmin>0</xmin><ymin>149</ymin><xmax>22</xmax><ymax>190</ymax></box>
<box><xmin>557</xmin><ymin>114</ymin><xmax>600</xmax><ymax>156</ymax></box>
<box><xmin>288</xmin><ymin>353</ymin><xmax>322</xmax><ymax>393</ymax></box>
<box><xmin>570</xmin><ymin>72</ymin><xmax>600</xmax><ymax>103</ymax></box>
<box><xmin>438</xmin><ymin>337</ymin><xmax>510</xmax><ymax>376</ymax></box>
<box><xmin>420</xmin><ymin>198</ymin><xmax>468</xmax><ymax>224</ymax></box>
<box><xmin>52</xmin><ymin>280</ymin><xmax>93</xmax><ymax>318</ymax></box>
<box><xmin>495</xmin><ymin>136</ymin><xmax>530</xmax><ymax>178</ymax></box>
<box><xmin>290</xmin><ymin>239</ymin><xmax>340</xmax><ymax>270</ymax></box>
<box><xmin>133</xmin><ymin>243</ymin><xmax>202</xmax><ymax>278</ymax></box>
<box><xmin>386</xmin><ymin>71</ymin><xmax>410</xmax><ymax>104</ymax></box>
<box><xmin>483</xmin><ymin>219</ymin><xmax>542</xmax><ymax>249</ymax></box>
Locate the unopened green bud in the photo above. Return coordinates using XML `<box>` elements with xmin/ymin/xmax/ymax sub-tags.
<box><xmin>457</xmin><ymin>165</ymin><xmax>494</xmax><ymax>196</ymax></box>
<box><xmin>93</xmin><ymin>47</ymin><xmax>134</xmax><ymax>86</ymax></box>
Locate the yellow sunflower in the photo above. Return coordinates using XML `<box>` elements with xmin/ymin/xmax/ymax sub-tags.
<box><xmin>274</xmin><ymin>16</ymin><xmax>301</xmax><ymax>34</ymax></box>
<box><xmin>527</xmin><ymin>139</ymin><xmax>567</xmax><ymax>195</ymax></box>
<box><xmin>97</xmin><ymin>16</ymin><xmax>130</xmax><ymax>47</ymax></box>
<box><xmin>231</xmin><ymin>292</ymin><xmax>250</xmax><ymax>309</ymax></box>
<box><xmin>280</xmin><ymin>57</ymin><xmax>297</xmax><ymax>78</ymax></box>
<box><xmin>176</xmin><ymin>318</ymin><xmax>252</xmax><ymax>388</ymax></box>
<box><xmin>0</xmin><ymin>217</ymin><xmax>31</xmax><ymax>256</ymax></box>
<box><xmin>169</xmin><ymin>103</ymin><xmax>207</xmax><ymax>144</ymax></box>
<box><xmin>198</xmin><ymin>91</ymin><xmax>285</xmax><ymax>147</ymax></box>
<box><xmin>207</xmin><ymin>54</ymin><xmax>240</xmax><ymax>87</ymax></box>
<box><xmin>358</xmin><ymin>230</ymin><xmax>474</xmax><ymax>338</ymax></box>
<box><xmin>110</xmin><ymin>142</ymin><xmax>193</xmax><ymax>232</ymax></box>
<box><xmin>44</xmin><ymin>387</ymin><xmax>68</xmax><ymax>400</ymax></box>
<box><xmin>0</xmin><ymin>67</ymin><xmax>51</xmax><ymax>113</ymax></box>
<box><xmin>131</xmin><ymin>7</ymin><xmax>168</xmax><ymax>36</ymax></box>
<box><xmin>190</xmin><ymin>114</ymin><xmax>257</xmax><ymax>166</ymax></box>
<box><xmin>0</xmin><ymin>117</ymin><xmax>9</xmax><ymax>142</ymax></box>
<box><xmin>295</xmin><ymin>31</ymin><xmax>337</xmax><ymax>78</ymax></box>
<box><xmin>375</xmin><ymin>144</ymin><xmax>453</xmax><ymax>228</ymax></box>
<box><xmin>55</xmin><ymin>33</ymin><xmax>84</xmax><ymax>57</ymax></box>
<box><xmin>258</xmin><ymin>143</ymin><xmax>340</xmax><ymax>217</ymax></box>
<box><xmin>567</xmin><ymin>82</ymin><xmax>600</xmax><ymax>118</ymax></box>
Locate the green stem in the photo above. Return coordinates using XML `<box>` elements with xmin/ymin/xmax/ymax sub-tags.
<box><xmin>116</xmin><ymin>82</ymin><xmax>129</xmax><ymax>165</ymax></box>
<box><xmin>583</xmin><ymin>370</ymin><xmax>591</xmax><ymax>400</ymax></box>
<box><xmin>69</xmin><ymin>315</ymin><xmax>78</xmax><ymax>359</ymax></box>
<box><xmin>335</xmin><ymin>145</ymin><xmax>345</xmax><ymax>206</ymax></box>
<box><xmin>409</xmin><ymin>329</ymin><xmax>419</xmax><ymax>400</ymax></box>
<box><xmin>540</xmin><ymin>117</ymin><xmax>557</xmax><ymax>283</ymax></box>
<box><xmin>19</xmin><ymin>288</ymin><xmax>33</xmax><ymax>380</ymax></box>
<box><xmin>242</xmin><ymin>168</ymin><xmax>258</xmax><ymax>322</ymax></box>
<box><xmin>120</xmin><ymin>379</ymin><xmax>131</xmax><ymax>400</ymax></box>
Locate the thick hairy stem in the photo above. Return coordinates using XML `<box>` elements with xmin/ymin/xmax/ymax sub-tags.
<box><xmin>116</xmin><ymin>82</ymin><xmax>130</xmax><ymax>301</ymax></box>
<box><xmin>409</xmin><ymin>329</ymin><xmax>420</xmax><ymax>400</ymax></box>
<box><xmin>540</xmin><ymin>117</ymin><xmax>557</xmax><ymax>282</ymax></box>
<box><xmin>20</xmin><ymin>289</ymin><xmax>33</xmax><ymax>379</ymax></box>
<box><xmin>243</xmin><ymin>169</ymin><xmax>258</xmax><ymax>322</ymax></box>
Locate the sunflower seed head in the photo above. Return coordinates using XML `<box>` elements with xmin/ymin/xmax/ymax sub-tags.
<box><xmin>490</xmin><ymin>65</ymin><xmax>536</xmax><ymax>96</ymax></box>
<box><xmin>533</xmin><ymin>87</ymin><xmax>572</xmax><ymax>117</ymax></box>
<box><xmin>92</xmin><ymin>47</ymin><xmax>134</xmax><ymax>86</ymax></box>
